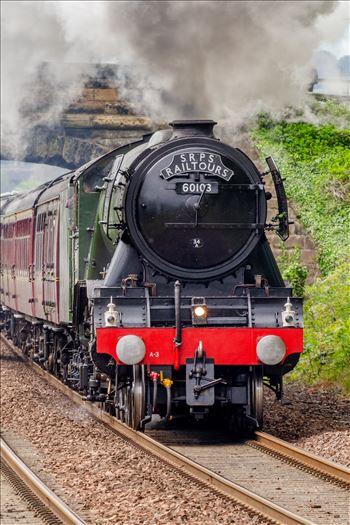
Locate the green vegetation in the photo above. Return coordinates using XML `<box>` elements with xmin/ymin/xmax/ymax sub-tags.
<box><xmin>252</xmin><ymin>100</ymin><xmax>350</xmax><ymax>393</ymax></box>
<box><xmin>277</xmin><ymin>246</ymin><xmax>308</xmax><ymax>298</ymax></box>
<box><xmin>254</xmin><ymin>109</ymin><xmax>350</xmax><ymax>276</ymax></box>
<box><xmin>301</xmin><ymin>260</ymin><xmax>350</xmax><ymax>392</ymax></box>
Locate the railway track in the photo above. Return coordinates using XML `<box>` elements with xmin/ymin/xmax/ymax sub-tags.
<box><xmin>1</xmin><ymin>437</ymin><xmax>86</xmax><ymax>525</ymax></box>
<box><xmin>1</xmin><ymin>334</ymin><xmax>349</xmax><ymax>525</ymax></box>
<box><xmin>253</xmin><ymin>431</ymin><xmax>349</xmax><ymax>485</ymax></box>
<box><xmin>149</xmin><ymin>427</ymin><xmax>349</xmax><ymax>525</ymax></box>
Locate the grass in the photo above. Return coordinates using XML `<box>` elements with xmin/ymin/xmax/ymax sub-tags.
<box><xmin>252</xmin><ymin>100</ymin><xmax>350</xmax><ymax>393</ymax></box>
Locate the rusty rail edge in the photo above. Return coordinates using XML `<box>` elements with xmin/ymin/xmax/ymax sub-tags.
<box><xmin>1</xmin><ymin>438</ymin><xmax>86</xmax><ymax>525</ymax></box>
<box><xmin>1</xmin><ymin>336</ymin><xmax>316</xmax><ymax>525</ymax></box>
<box><xmin>255</xmin><ymin>432</ymin><xmax>350</xmax><ymax>486</ymax></box>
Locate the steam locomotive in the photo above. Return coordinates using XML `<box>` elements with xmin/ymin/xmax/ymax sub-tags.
<box><xmin>0</xmin><ymin>120</ymin><xmax>303</xmax><ymax>430</ymax></box>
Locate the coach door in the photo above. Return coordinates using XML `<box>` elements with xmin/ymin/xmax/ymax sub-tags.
<box><xmin>0</xmin><ymin>222</ymin><xmax>4</xmax><ymax>306</ymax></box>
<box><xmin>1</xmin><ymin>220</ymin><xmax>16</xmax><ymax>311</ymax></box>
<box><xmin>9</xmin><ymin>221</ymin><xmax>18</xmax><ymax>311</ymax></box>
<box><xmin>34</xmin><ymin>209</ymin><xmax>46</xmax><ymax>320</ymax></box>
<box><xmin>28</xmin><ymin>215</ymin><xmax>36</xmax><ymax>317</ymax></box>
<box><xmin>42</xmin><ymin>200</ymin><xmax>60</xmax><ymax>324</ymax></box>
<box><xmin>14</xmin><ymin>214</ymin><xmax>32</xmax><ymax>317</ymax></box>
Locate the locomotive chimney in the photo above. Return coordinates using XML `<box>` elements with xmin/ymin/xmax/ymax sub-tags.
<box><xmin>169</xmin><ymin>120</ymin><xmax>217</xmax><ymax>139</ymax></box>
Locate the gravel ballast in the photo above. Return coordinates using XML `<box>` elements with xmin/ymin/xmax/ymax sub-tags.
<box><xmin>0</xmin><ymin>344</ymin><xmax>269</xmax><ymax>525</ymax></box>
<box><xmin>1</xmin><ymin>341</ymin><xmax>349</xmax><ymax>524</ymax></box>
<box><xmin>264</xmin><ymin>383</ymin><xmax>350</xmax><ymax>467</ymax></box>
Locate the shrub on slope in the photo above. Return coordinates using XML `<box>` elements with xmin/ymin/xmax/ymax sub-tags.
<box><xmin>252</xmin><ymin>101</ymin><xmax>350</xmax><ymax>392</ymax></box>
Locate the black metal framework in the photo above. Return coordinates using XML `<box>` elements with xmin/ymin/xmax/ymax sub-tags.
<box><xmin>102</xmin><ymin>155</ymin><xmax>124</xmax><ymax>240</ymax></box>
<box><xmin>266</xmin><ymin>157</ymin><xmax>289</xmax><ymax>241</ymax></box>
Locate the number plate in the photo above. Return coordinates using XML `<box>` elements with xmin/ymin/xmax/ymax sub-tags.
<box><xmin>176</xmin><ymin>182</ymin><xmax>219</xmax><ymax>195</ymax></box>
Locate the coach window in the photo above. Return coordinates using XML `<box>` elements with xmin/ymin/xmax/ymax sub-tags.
<box><xmin>49</xmin><ymin>214</ymin><xmax>54</xmax><ymax>268</ymax></box>
<box><xmin>45</xmin><ymin>209</ymin><xmax>57</xmax><ymax>270</ymax></box>
<box><xmin>35</xmin><ymin>212</ymin><xmax>46</xmax><ymax>273</ymax></box>
<box><xmin>3</xmin><ymin>225</ymin><xmax>7</xmax><ymax>265</ymax></box>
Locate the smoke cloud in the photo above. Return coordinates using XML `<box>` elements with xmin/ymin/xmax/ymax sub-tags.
<box><xmin>1</xmin><ymin>0</ymin><xmax>346</xmax><ymax>158</ymax></box>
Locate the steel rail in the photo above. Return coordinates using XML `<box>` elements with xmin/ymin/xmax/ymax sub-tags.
<box><xmin>2</xmin><ymin>335</ymin><xmax>347</xmax><ymax>525</ymax></box>
<box><xmin>1</xmin><ymin>438</ymin><xmax>86</xmax><ymax>525</ymax></box>
<box><xmin>255</xmin><ymin>431</ymin><xmax>350</xmax><ymax>485</ymax></box>
<box><xmin>4</xmin><ymin>361</ymin><xmax>313</xmax><ymax>525</ymax></box>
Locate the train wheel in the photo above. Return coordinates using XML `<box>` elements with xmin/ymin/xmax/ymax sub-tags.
<box><xmin>125</xmin><ymin>365</ymin><xmax>146</xmax><ymax>430</ymax></box>
<box><xmin>115</xmin><ymin>366</ymin><xmax>146</xmax><ymax>429</ymax></box>
<box><xmin>124</xmin><ymin>385</ymin><xmax>132</xmax><ymax>427</ymax></box>
<box><xmin>117</xmin><ymin>389</ymin><xmax>126</xmax><ymax>423</ymax></box>
<box><xmin>250</xmin><ymin>366</ymin><xmax>264</xmax><ymax>429</ymax></box>
<box><xmin>132</xmin><ymin>365</ymin><xmax>146</xmax><ymax>430</ymax></box>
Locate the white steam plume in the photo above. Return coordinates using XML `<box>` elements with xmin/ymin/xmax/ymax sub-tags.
<box><xmin>1</xmin><ymin>0</ymin><xmax>345</xmax><ymax>158</ymax></box>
